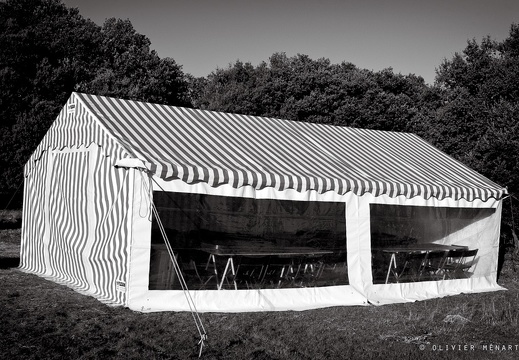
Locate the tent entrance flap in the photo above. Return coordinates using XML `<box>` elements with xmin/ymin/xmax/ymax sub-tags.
<box><xmin>148</xmin><ymin>191</ymin><xmax>348</xmax><ymax>290</ymax></box>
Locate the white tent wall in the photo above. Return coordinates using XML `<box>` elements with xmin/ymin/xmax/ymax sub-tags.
<box><xmin>126</xmin><ymin>173</ymin><xmax>504</xmax><ymax>312</ymax></box>
<box><xmin>126</xmin><ymin>174</ymin><xmax>368</xmax><ymax>312</ymax></box>
<box><xmin>356</xmin><ymin>193</ymin><xmax>503</xmax><ymax>305</ymax></box>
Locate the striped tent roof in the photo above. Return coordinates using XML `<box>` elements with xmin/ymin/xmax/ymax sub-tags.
<box><xmin>74</xmin><ymin>92</ymin><xmax>506</xmax><ymax>201</ymax></box>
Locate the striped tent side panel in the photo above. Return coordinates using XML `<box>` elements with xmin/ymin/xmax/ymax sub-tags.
<box><xmin>20</xmin><ymin>152</ymin><xmax>49</xmax><ymax>275</ymax></box>
<box><xmin>45</xmin><ymin>151</ymin><xmax>91</xmax><ymax>290</ymax></box>
<box><xmin>88</xmin><ymin>152</ymin><xmax>130</xmax><ymax>305</ymax></box>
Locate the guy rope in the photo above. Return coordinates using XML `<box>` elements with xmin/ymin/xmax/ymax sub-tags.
<box><xmin>141</xmin><ymin>171</ymin><xmax>208</xmax><ymax>357</ymax></box>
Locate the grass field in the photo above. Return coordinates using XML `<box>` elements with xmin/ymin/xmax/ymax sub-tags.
<box><xmin>1</xmin><ymin>215</ymin><xmax>519</xmax><ymax>359</ymax></box>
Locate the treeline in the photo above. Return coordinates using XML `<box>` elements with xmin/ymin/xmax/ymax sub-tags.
<box><xmin>1</xmin><ymin>0</ymin><xmax>518</xmax><ymax>244</ymax></box>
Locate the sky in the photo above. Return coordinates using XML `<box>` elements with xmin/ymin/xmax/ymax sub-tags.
<box><xmin>62</xmin><ymin>0</ymin><xmax>519</xmax><ymax>84</ymax></box>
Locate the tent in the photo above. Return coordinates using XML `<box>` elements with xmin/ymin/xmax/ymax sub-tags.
<box><xmin>20</xmin><ymin>92</ymin><xmax>508</xmax><ymax>312</ymax></box>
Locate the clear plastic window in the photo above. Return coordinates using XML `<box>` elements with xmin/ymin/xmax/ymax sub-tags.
<box><xmin>370</xmin><ymin>204</ymin><xmax>495</xmax><ymax>284</ymax></box>
<box><xmin>149</xmin><ymin>192</ymin><xmax>348</xmax><ymax>290</ymax></box>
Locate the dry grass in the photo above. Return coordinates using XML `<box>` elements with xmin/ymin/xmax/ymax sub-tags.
<box><xmin>1</xmin><ymin>221</ymin><xmax>519</xmax><ymax>359</ymax></box>
<box><xmin>0</xmin><ymin>228</ymin><xmax>21</xmax><ymax>260</ymax></box>
<box><xmin>0</xmin><ymin>209</ymin><xmax>22</xmax><ymax>229</ymax></box>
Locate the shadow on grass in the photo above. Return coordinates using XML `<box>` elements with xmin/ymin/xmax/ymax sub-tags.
<box><xmin>0</xmin><ymin>257</ymin><xmax>20</xmax><ymax>269</ymax></box>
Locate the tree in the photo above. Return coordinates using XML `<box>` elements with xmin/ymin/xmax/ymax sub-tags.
<box><xmin>77</xmin><ymin>18</ymin><xmax>190</xmax><ymax>106</ymax></box>
<box><xmin>0</xmin><ymin>0</ymin><xmax>190</xmax><ymax>206</ymax></box>
<box><xmin>0</xmin><ymin>0</ymin><xmax>103</xmax><ymax>205</ymax></box>
<box><xmin>433</xmin><ymin>25</ymin><xmax>519</xmax><ymax>190</ymax></box>
<box><xmin>432</xmin><ymin>24</ymin><xmax>519</xmax><ymax>248</ymax></box>
<box><xmin>0</xmin><ymin>0</ymin><xmax>101</xmax><ymax>128</ymax></box>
